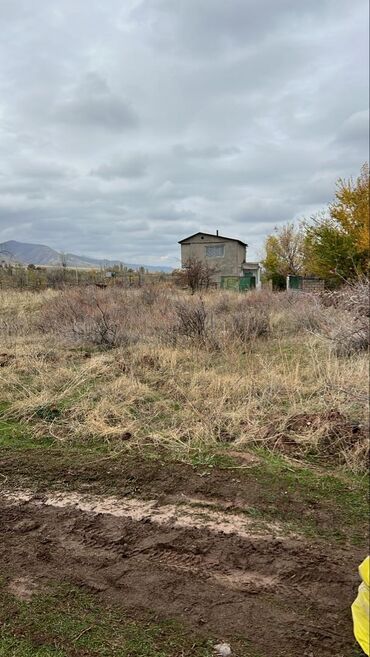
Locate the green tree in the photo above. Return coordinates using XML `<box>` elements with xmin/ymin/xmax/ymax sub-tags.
<box><xmin>304</xmin><ymin>215</ymin><xmax>359</xmax><ymax>279</ymax></box>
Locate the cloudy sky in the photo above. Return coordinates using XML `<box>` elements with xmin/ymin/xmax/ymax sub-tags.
<box><xmin>0</xmin><ymin>0</ymin><xmax>368</xmax><ymax>266</ymax></box>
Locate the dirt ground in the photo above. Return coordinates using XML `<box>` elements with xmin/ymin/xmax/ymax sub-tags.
<box><xmin>0</xmin><ymin>451</ymin><xmax>365</xmax><ymax>657</ymax></box>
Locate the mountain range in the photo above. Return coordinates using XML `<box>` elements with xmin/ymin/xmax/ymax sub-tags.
<box><xmin>0</xmin><ymin>240</ymin><xmax>172</xmax><ymax>272</ymax></box>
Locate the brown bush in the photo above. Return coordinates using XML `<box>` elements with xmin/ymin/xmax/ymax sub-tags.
<box><xmin>271</xmin><ymin>293</ymin><xmax>325</xmax><ymax>334</ymax></box>
<box><xmin>265</xmin><ymin>409</ymin><xmax>369</xmax><ymax>467</ymax></box>
<box><xmin>173</xmin><ymin>299</ymin><xmax>207</xmax><ymax>340</ymax></box>
<box><xmin>320</xmin><ymin>276</ymin><xmax>369</xmax><ymax>316</ymax></box>
<box><xmin>138</xmin><ymin>285</ymin><xmax>163</xmax><ymax>306</ymax></box>
<box><xmin>37</xmin><ymin>287</ymin><xmax>130</xmax><ymax>348</ymax></box>
<box><xmin>230</xmin><ymin>307</ymin><xmax>270</xmax><ymax>342</ymax></box>
<box><xmin>320</xmin><ymin>278</ymin><xmax>369</xmax><ymax>356</ymax></box>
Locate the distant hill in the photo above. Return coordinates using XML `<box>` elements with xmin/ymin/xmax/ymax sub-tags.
<box><xmin>0</xmin><ymin>240</ymin><xmax>173</xmax><ymax>272</ymax></box>
<box><xmin>0</xmin><ymin>240</ymin><xmax>61</xmax><ymax>266</ymax></box>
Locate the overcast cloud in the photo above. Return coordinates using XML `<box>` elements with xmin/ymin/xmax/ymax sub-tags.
<box><xmin>0</xmin><ymin>0</ymin><xmax>368</xmax><ymax>265</ymax></box>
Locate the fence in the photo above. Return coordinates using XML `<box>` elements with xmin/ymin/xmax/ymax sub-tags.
<box><xmin>0</xmin><ymin>264</ymin><xmax>170</xmax><ymax>290</ymax></box>
<box><xmin>287</xmin><ymin>275</ymin><xmax>325</xmax><ymax>292</ymax></box>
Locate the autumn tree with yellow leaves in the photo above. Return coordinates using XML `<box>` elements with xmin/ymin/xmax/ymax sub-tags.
<box><xmin>305</xmin><ymin>163</ymin><xmax>369</xmax><ymax>279</ymax></box>
<box><xmin>331</xmin><ymin>163</ymin><xmax>369</xmax><ymax>253</ymax></box>
<box><xmin>262</xmin><ymin>223</ymin><xmax>306</xmax><ymax>288</ymax></box>
<box><xmin>263</xmin><ymin>163</ymin><xmax>369</xmax><ymax>284</ymax></box>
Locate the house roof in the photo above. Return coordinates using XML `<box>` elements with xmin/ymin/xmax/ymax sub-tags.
<box><xmin>178</xmin><ymin>232</ymin><xmax>247</xmax><ymax>248</ymax></box>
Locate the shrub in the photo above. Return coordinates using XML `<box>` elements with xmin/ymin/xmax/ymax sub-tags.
<box><xmin>230</xmin><ymin>307</ymin><xmax>270</xmax><ymax>342</ymax></box>
<box><xmin>272</xmin><ymin>293</ymin><xmax>325</xmax><ymax>334</ymax></box>
<box><xmin>139</xmin><ymin>286</ymin><xmax>162</xmax><ymax>306</ymax></box>
<box><xmin>327</xmin><ymin>318</ymin><xmax>369</xmax><ymax>357</ymax></box>
<box><xmin>178</xmin><ymin>258</ymin><xmax>216</xmax><ymax>293</ymax></box>
<box><xmin>37</xmin><ymin>287</ymin><xmax>130</xmax><ymax>348</ymax></box>
<box><xmin>320</xmin><ymin>278</ymin><xmax>369</xmax><ymax>356</ymax></box>
<box><xmin>173</xmin><ymin>299</ymin><xmax>207</xmax><ymax>340</ymax></box>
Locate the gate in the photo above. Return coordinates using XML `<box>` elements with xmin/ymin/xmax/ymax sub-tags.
<box><xmin>221</xmin><ymin>275</ymin><xmax>256</xmax><ymax>291</ymax></box>
<box><xmin>221</xmin><ymin>276</ymin><xmax>240</xmax><ymax>291</ymax></box>
<box><xmin>288</xmin><ymin>275</ymin><xmax>301</xmax><ymax>290</ymax></box>
<box><xmin>239</xmin><ymin>274</ymin><xmax>256</xmax><ymax>291</ymax></box>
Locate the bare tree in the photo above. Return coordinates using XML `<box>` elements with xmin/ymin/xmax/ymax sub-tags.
<box><xmin>181</xmin><ymin>258</ymin><xmax>216</xmax><ymax>294</ymax></box>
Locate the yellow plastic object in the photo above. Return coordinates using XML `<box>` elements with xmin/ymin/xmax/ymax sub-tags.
<box><xmin>352</xmin><ymin>556</ymin><xmax>370</xmax><ymax>656</ymax></box>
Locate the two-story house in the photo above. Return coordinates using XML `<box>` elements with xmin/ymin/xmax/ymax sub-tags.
<box><xmin>178</xmin><ymin>231</ymin><xmax>261</xmax><ymax>289</ymax></box>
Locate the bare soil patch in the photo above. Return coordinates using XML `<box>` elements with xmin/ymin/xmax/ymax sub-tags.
<box><xmin>7</xmin><ymin>575</ymin><xmax>39</xmax><ymax>601</ymax></box>
<box><xmin>269</xmin><ymin>409</ymin><xmax>368</xmax><ymax>460</ymax></box>
<box><xmin>0</xmin><ymin>487</ymin><xmax>362</xmax><ymax>657</ymax></box>
<box><xmin>0</xmin><ymin>448</ymin><xmax>367</xmax><ymax>546</ymax></box>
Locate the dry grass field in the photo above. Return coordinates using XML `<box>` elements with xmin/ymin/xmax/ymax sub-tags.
<box><xmin>0</xmin><ymin>283</ymin><xmax>368</xmax><ymax>657</ymax></box>
<box><xmin>1</xmin><ymin>284</ymin><xmax>368</xmax><ymax>467</ymax></box>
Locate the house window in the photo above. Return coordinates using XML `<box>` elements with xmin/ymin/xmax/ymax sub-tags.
<box><xmin>206</xmin><ymin>245</ymin><xmax>224</xmax><ymax>258</ymax></box>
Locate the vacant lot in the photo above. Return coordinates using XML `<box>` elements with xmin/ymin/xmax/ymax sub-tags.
<box><xmin>0</xmin><ymin>284</ymin><xmax>368</xmax><ymax>656</ymax></box>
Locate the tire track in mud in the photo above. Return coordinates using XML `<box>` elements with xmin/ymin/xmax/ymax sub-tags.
<box><xmin>0</xmin><ymin>488</ymin><xmax>362</xmax><ymax>657</ymax></box>
<box><xmin>1</xmin><ymin>488</ymin><xmax>289</xmax><ymax>538</ymax></box>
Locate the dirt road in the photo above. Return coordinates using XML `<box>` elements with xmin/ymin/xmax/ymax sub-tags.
<box><xmin>0</xmin><ymin>482</ymin><xmax>362</xmax><ymax>657</ymax></box>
